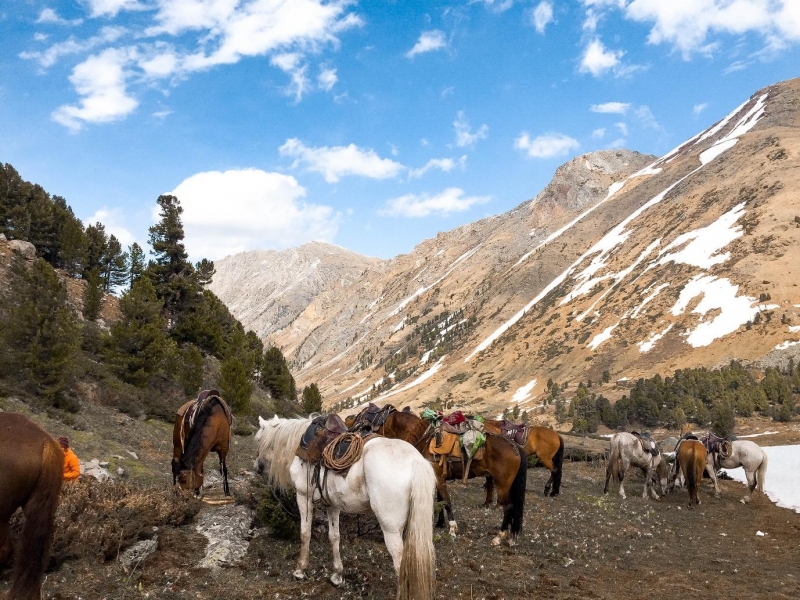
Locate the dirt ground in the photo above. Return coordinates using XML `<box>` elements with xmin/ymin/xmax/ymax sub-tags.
<box><xmin>3</xmin><ymin>456</ymin><xmax>798</xmax><ymax>600</ymax></box>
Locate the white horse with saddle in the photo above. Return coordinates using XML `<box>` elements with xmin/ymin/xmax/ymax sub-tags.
<box><xmin>604</xmin><ymin>432</ymin><xmax>663</xmax><ymax>500</ymax></box>
<box><xmin>673</xmin><ymin>434</ymin><xmax>768</xmax><ymax>504</ymax></box>
<box><xmin>254</xmin><ymin>415</ymin><xmax>436</xmax><ymax>600</ymax></box>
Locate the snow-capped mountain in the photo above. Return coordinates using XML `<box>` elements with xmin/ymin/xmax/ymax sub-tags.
<box><xmin>215</xmin><ymin>77</ymin><xmax>800</xmax><ymax>416</ymax></box>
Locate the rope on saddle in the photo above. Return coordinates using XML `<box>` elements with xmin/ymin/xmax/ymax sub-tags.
<box><xmin>719</xmin><ymin>439</ymin><xmax>733</xmax><ymax>459</ymax></box>
<box><xmin>322</xmin><ymin>433</ymin><xmax>365</xmax><ymax>472</ymax></box>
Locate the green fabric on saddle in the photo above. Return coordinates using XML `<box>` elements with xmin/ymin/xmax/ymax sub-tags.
<box><xmin>462</xmin><ymin>430</ymin><xmax>486</xmax><ymax>459</ymax></box>
<box><xmin>421</xmin><ymin>408</ymin><xmax>441</xmax><ymax>422</ymax></box>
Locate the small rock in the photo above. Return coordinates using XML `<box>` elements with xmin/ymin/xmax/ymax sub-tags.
<box><xmin>99</xmin><ymin>461</ymin><xmax>109</xmax><ymax>468</ymax></box>
<box><xmin>116</xmin><ymin>467</ymin><xmax>126</xmax><ymax>477</ymax></box>
<box><xmin>119</xmin><ymin>537</ymin><xmax>158</xmax><ymax>572</ymax></box>
<box><xmin>126</xmin><ymin>450</ymin><xmax>139</xmax><ymax>460</ymax></box>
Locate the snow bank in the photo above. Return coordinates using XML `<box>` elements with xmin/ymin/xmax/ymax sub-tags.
<box><xmin>723</xmin><ymin>444</ymin><xmax>800</xmax><ymax>513</ymax></box>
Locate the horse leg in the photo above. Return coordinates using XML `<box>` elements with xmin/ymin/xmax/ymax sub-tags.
<box><xmin>436</xmin><ymin>474</ymin><xmax>457</xmax><ymax>536</ymax></box>
<box><xmin>705</xmin><ymin>456</ymin><xmax>720</xmax><ymax>498</ymax></box>
<box><xmin>743</xmin><ymin>468</ymin><xmax>757</xmax><ymax>504</ymax></box>
<box><xmin>618</xmin><ymin>459</ymin><xmax>630</xmax><ymax>500</ymax></box>
<box><xmin>537</xmin><ymin>452</ymin><xmax>555</xmax><ymax>497</ymax></box>
<box><xmin>218</xmin><ymin>450</ymin><xmax>230</xmax><ymax>496</ymax></box>
<box><xmin>644</xmin><ymin>465</ymin><xmax>659</xmax><ymax>500</ymax></box>
<box><xmin>326</xmin><ymin>508</ymin><xmax>344</xmax><ymax>586</ymax></box>
<box><xmin>293</xmin><ymin>492</ymin><xmax>313</xmax><ymax>580</ymax></box>
<box><xmin>482</xmin><ymin>477</ymin><xmax>495</xmax><ymax>507</ymax></box>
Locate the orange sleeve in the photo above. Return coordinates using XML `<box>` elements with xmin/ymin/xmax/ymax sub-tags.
<box><xmin>63</xmin><ymin>449</ymin><xmax>81</xmax><ymax>481</ymax></box>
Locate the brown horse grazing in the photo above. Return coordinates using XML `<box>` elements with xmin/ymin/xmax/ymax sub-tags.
<box><xmin>0</xmin><ymin>413</ymin><xmax>63</xmax><ymax>600</ymax></box>
<box><xmin>673</xmin><ymin>440</ymin><xmax>707</xmax><ymax>508</ymax></box>
<box><xmin>482</xmin><ymin>421</ymin><xmax>564</xmax><ymax>499</ymax></box>
<box><xmin>359</xmin><ymin>409</ymin><xmax>527</xmax><ymax>545</ymax></box>
<box><xmin>172</xmin><ymin>392</ymin><xmax>232</xmax><ymax>495</ymax></box>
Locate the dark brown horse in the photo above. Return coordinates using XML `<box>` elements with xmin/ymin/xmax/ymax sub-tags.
<box><xmin>482</xmin><ymin>421</ymin><xmax>564</xmax><ymax>498</ymax></box>
<box><xmin>0</xmin><ymin>413</ymin><xmax>63</xmax><ymax>600</ymax></box>
<box><xmin>356</xmin><ymin>409</ymin><xmax>527</xmax><ymax>546</ymax></box>
<box><xmin>172</xmin><ymin>392</ymin><xmax>232</xmax><ymax>495</ymax></box>
<box><xmin>674</xmin><ymin>439</ymin><xmax>707</xmax><ymax>508</ymax></box>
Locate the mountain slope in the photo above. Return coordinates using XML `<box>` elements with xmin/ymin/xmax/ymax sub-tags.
<box><xmin>217</xmin><ymin>77</ymin><xmax>800</xmax><ymax>416</ymax></box>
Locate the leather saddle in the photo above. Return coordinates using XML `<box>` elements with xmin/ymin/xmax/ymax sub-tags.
<box><xmin>497</xmin><ymin>419</ymin><xmax>529</xmax><ymax>446</ymax></box>
<box><xmin>631</xmin><ymin>431</ymin><xmax>659</xmax><ymax>457</ymax></box>
<box><xmin>297</xmin><ymin>414</ymin><xmax>349</xmax><ymax>463</ymax></box>
<box><xmin>350</xmin><ymin>403</ymin><xmax>397</xmax><ymax>432</ymax></box>
<box><xmin>701</xmin><ymin>433</ymin><xmax>733</xmax><ymax>458</ymax></box>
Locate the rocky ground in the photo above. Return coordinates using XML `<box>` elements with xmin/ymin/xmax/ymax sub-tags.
<box><xmin>3</xmin><ymin>452</ymin><xmax>799</xmax><ymax>600</ymax></box>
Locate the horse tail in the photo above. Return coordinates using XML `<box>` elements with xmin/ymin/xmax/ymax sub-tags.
<box><xmin>397</xmin><ymin>461</ymin><xmax>436</xmax><ymax>600</ymax></box>
<box><xmin>508</xmin><ymin>449</ymin><xmax>528</xmax><ymax>537</ymax></box>
<box><xmin>756</xmin><ymin>449</ymin><xmax>768</xmax><ymax>493</ymax></box>
<box><xmin>551</xmin><ymin>435</ymin><xmax>565</xmax><ymax>496</ymax></box>
<box><xmin>11</xmin><ymin>437</ymin><xmax>63</xmax><ymax>600</ymax></box>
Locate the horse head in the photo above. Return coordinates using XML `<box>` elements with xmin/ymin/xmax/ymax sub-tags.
<box><xmin>176</xmin><ymin>465</ymin><xmax>203</xmax><ymax>494</ymax></box>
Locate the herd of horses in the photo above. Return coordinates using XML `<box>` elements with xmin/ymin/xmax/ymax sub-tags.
<box><xmin>0</xmin><ymin>393</ymin><xmax>771</xmax><ymax>600</ymax></box>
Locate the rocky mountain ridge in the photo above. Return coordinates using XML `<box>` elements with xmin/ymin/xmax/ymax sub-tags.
<box><xmin>214</xmin><ymin>77</ymin><xmax>800</xmax><ymax>417</ymax></box>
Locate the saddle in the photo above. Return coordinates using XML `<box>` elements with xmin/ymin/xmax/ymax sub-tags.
<box><xmin>350</xmin><ymin>403</ymin><xmax>397</xmax><ymax>432</ymax></box>
<box><xmin>441</xmin><ymin>411</ymin><xmax>469</xmax><ymax>434</ymax></box>
<box><xmin>497</xmin><ymin>419</ymin><xmax>530</xmax><ymax>447</ymax></box>
<box><xmin>297</xmin><ymin>414</ymin><xmax>349</xmax><ymax>463</ymax></box>
<box><xmin>428</xmin><ymin>418</ymin><xmax>487</xmax><ymax>481</ymax></box>
<box><xmin>177</xmin><ymin>390</ymin><xmax>233</xmax><ymax>453</ymax></box>
<box><xmin>631</xmin><ymin>431</ymin><xmax>659</xmax><ymax>457</ymax></box>
<box><xmin>701</xmin><ymin>433</ymin><xmax>733</xmax><ymax>459</ymax></box>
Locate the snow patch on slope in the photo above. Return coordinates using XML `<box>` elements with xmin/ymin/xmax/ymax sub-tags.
<box><xmin>511</xmin><ymin>379</ymin><xmax>537</xmax><ymax>404</ymax></box>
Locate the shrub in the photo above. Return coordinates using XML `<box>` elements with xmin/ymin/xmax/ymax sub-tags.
<box><xmin>256</xmin><ymin>488</ymin><xmax>300</xmax><ymax>540</ymax></box>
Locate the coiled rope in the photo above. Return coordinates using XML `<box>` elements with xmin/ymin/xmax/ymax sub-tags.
<box><xmin>322</xmin><ymin>433</ymin><xmax>365</xmax><ymax>471</ymax></box>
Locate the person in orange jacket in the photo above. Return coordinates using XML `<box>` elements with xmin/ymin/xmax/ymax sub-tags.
<box><xmin>58</xmin><ymin>436</ymin><xmax>81</xmax><ymax>481</ymax></box>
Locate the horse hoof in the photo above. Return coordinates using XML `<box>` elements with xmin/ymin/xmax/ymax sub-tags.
<box><xmin>506</xmin><ymin>537</ymin><xmax>517</xmax><ymax>547</ymax></box>
<box><xmin>293</xmin><ymin>569</ymin><xmax>306</xmax><ymax>580</ymax></box>
<box><xmin>714</xmin><ymin>493</ymin><xmax>721</xmax><ymax>499</ymax></box>
<box><xmin>491</xmin><ymin>536</ymin><xmax>501</xmax><ymax>546</ymax></box>
<box><xmin>330</xmin><ymin>573</ymin><xmax>344</xmax><ymax>586</ymax></box>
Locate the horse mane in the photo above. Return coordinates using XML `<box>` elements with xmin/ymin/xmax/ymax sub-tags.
<box><xmin>180</xmin><ymin>397</ymin><xmax>226</xmax><ymax>470</ymax></box>
<box><xmin>255</xmin><ymin>416</ymin><xmax>311</xmax><ymax>491</ymax></box>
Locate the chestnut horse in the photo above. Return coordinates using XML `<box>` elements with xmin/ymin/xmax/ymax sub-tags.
<box><xmin>0</xmin><ymin>413</ymin><xmax>63</xmax><ymax>600</ymax></box>
<box><xmin>355</xmin><ymin>409</ymin><xmax>527</xmax><ymax>546</ymax></box>
<box><xmin>172</xmin><ymin>392</ymin><xmax>232</xmax><ymax>495</ymax></box>
<box><xmin>673</xmin><ymin>439</ymin><xmax>707</xmax><ymax>508</ymax></box>
<box><xmin>482</xmin><ymin>421</ymin><xmax>564</xmax><ymax>498</ymax></box>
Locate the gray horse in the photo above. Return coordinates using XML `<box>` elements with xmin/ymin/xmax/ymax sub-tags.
<box><xmin>705</xmin><ymin>440</ymin><xmax>769</xmax><ymax>503</ymax></box>
<box><xmin>604</xmin><ymin>432</ymin><xmax>662</xmax><ymax>500</ymax></box>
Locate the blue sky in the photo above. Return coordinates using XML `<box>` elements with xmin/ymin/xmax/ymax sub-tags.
<box><xmin>2</xmin><ymin>1</ymin><xmax>799</xmax><ymax>261</ymax></box>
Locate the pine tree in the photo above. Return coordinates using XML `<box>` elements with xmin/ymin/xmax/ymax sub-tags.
<box><xmin>178</xmin><ymin>344</ymin><xmax>204</xmax><ymax>398</ymax></box>
<box><xmin>196</xmin><ymin>258</ymin><xmax>215</xmax><ymax>288</ymax></box>
<box><xmin>84</xmin><ymin>223</ymin><xmax>108</xmax><ymax>275</ymax></box>
<box><xmin>101</xmin><ymin>234</ymin><xmax>128</xmax><ymax>290</ymax></box>
<box><xmin>127</xmin><ymin>242</ymin><xmax>145</xmax><ymax>286</ymax></box>
<box><xmin>302</xmin><ymin>384</ymin><xmax>323</xmax><ymax>414</ymax></box>
<box><xmin>261</xmin><ymin>346</ymin><xmax>297</xmax><ymax>402</ymax></box>
<box><xmin>0</xmin><ymin>258</ymin><xmax>79</xmax><ymax>402</ymax></box>
<box><xmin>220</xmin><ymin>356</ymin><xmax>252</xmax><ymax>415</ymax></box>
<box><xmin>147</xmin><ymin>194</ymin><xmax>197</xmax><ymax>315</ymax></box>
<box><xmin>82</xmin><ymin>267</ymin><xmax>104</xmax><ymax>321</ymax></box>
<box><xmin>106</xmin><ymin>277</ymin><xmax>175</xmax><ymax>387</ymax></box>
<box><xmin>57</xmin><ymin>215</ymin><xmax>87</xmax><ymax>276</ymax></box>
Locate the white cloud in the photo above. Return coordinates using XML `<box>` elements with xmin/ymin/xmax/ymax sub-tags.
<box><xmin>634</xmin><ymin>104</ymin><xmax>662</xmax><ymax>130</ymax></box>
<box><xmin>615</xmin><ymin>122</ymin><xmax>628</xmax><ymax>136</ymax></box>
<box><xmin>408</xmin><ymin>156</ymin><xmax>467</xmax><ymax>179</ymax></box>
<box><xmin>169</xmin><ymin>168</ymin><xmax>340</xmax><ymax>260</ymax></box>
<box><xmin>590</xmin><ymin>101</ymin><xmax>630</xmax><ymax>114</ymax></box>
<box><xmin>85</xmin><ymin>207</ymin><xmax>136</xmax><ymax>248</ymax></box>
<box><xmin>453</xmin><ymin>111</ymin><xmax>489</xmax><ymax>147</ymax></box>
<box><xmin>592</xmin><ymin>127</ymin><xmax>606</xmax><ymax>139</ymax></box>
<box><xmin>608</xmin><ymin>137</ymin><xmax>627</xmax><ymax>148</ymax></box>
<box><xmin>37</xmin><ymin>8</ymin><xmax>83</xmax><ymax>26</ymax></box>
<box><xmin>317</xmin><ymin>66</ymin><xmax>337</xmax><ymax>91</ymax></box>
<box><xmin>622</xmin><ymin>0</ymin><xmax>800</xmax><ymax>58</ymax></box>
<box><xmin>693</xmin><ymin>102</ymin><xmax>708</xmax><ymax>115</ymax></box>
<box><xmin>514</xmin><ymin>132</ymin><xmax>579</xmax><ymax>159</ymax></box>
<box><xmin>20</xmin><ymin>26</ymin><xmax>127</xmax><ymax>69</ymax></box>
<box><xmin>85</xmin><ymin>0</ymin><xmax>147</xmax><ymax>18</ymax></box>
<box><xmin>34</xmin><ymin>33</ymin><xmax>49</xmax><ymax>42</ymax></box>
<box><xmin>440</xmin><ymin>86</ymin><xmax>455</xmax><ymax>98</ymax></box>
<box><xmin>531</xmin><ymin>2</ymin><xmax>554</xmax><ymax>34</ymax></box>
<box><xmin>51</xmin><ymin>48</ymin><xmax>138</xmax><ymax>132</ymax></box>
<box><xmin>279</xmin><ymin>138</ymin><xmax>404</xmax><ymax>183</ymax></box>
<box><xmin>406</xmin><ymin>30</ymin><xmax>447</xmax><ymax>58</ymax></box>
<box><xmin>380</xmin><ymin>187</ymin><xmax>491</xmax><ymax>218</ymax></box>
<box><xmin>473</xmin><ymin>0</ymin><xmax>514</xmax><ymax>13</ymax></box>
<box><xmin>420</xmin><ymin>138</ymin><xmax>430</xmax><ymax>146</ymax></box>
<box><xmin>579</xmin><ymin>38</ymin><xmax>623</xmax><ymax>76</ymax></box>
<box><xmin>153</xmin><ymin>109</ymin><xmax>172</xmax><ymax>119</ymax></box>
<box><xmin>270</xmin><ymin>52</ymin><xmax>310</xmax><ymax>101</ymax></box>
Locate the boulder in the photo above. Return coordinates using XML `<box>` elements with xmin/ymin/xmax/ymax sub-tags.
<box><xmin>81</xmin><ymin>459</ymin><xmax>114</xmax><ymax>482</ymax></box>
<box><xmin>119</xmin><ymin>537</ymin><xmax>158</xmax><ymax>572</ymax></box>
<box><xmin>8</xmin><ymin>239</ymin><xmax>36</xmax><ymax>261</ymax></box>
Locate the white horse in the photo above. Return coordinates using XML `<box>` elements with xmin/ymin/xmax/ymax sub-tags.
<box><xmin>254</xmin><ymin>416</ymin><xmax>436</xmax><ymax>600</ymax></box>
<box><xmin>705</xmin><ymin>440</ymin><xmax>769</xmax><ymax>504</ymax></box>
<box><xmin>604</xmin><ymin>432</ymin><xmax>662</xmax><ymax>500</ymax></box>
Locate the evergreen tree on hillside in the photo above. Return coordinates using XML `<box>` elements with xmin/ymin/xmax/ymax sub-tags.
<box><xmin>58</xmin><ymin>214</ymin><xmax>87</xmax><ymax>276</ymax></box>
<box><xmin>106</xmin><ymin>277</ymin><xmax>175</xmax><ymax>387</ymax></box>
<box><xmin>196</xmin><ymin>258</ymin><xmax>215</xmax><ymax>288</ymax></box>
<box><xmin>220</xmin><ymin>356</ymin><xmax>253</xmax><ymax>415</ymax></box>
<box><xmin>127</xmin><ymin>242</ymin><xmax>145</xmax><ymax>286</ymax></box>
<box><xmin>261</xmin><ymin>346</ymin><xmax>296</xmax><ymax>404</ymax></box>
<box><xmin>82</xmin><ymin>267</ymin><xmax>104</xmax><ymax>321</ymax></box>
<box><xmin>302</xmin><ymin>384</ymin><xmax>323</xmax><ymax>414</ymax></box>
<box><xmin>177</xmin><ymin>344</ymin><xmax>204</xmax><ymax>398</ymax></box>
<box><xmin>147</xmin><ymin>194</ymin><xmax>198</xmax><ymax>316</ymax></box>
<box><xmin>101</xmin><ymin>234</ymin><xmax>128</xmax><ymax>291</ymax></box>
<box><xmin>0</xmin><ymin>258</ymin><xmax>79</xmax><ymax>403</ymax></box>
<box><xmin>84</xmin><ymin>223</ymin><xmax>108</xmax><ymax>275</ymax></box>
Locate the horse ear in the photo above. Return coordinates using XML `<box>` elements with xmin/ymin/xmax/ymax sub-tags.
<box><xmin>258</xmin><ymin>416</ymin><xmax>267</xmax><ymax>427</ymax></box>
